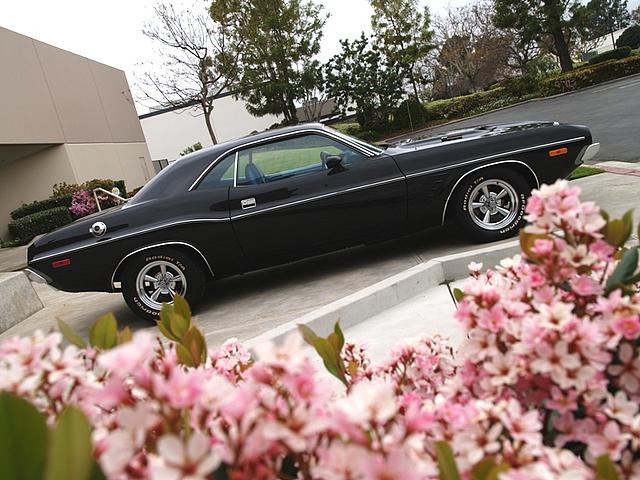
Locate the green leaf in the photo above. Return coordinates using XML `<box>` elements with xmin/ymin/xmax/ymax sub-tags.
<box><xmin>472</xmin><ymin>459</ymin><xmax>496</xmax><ymax>480</ymax></box>
<box><xmin>176</xmin><ymin>343</ymin><xmax>197</xmax><ymax>367</ymax></box>
<box><xmin>182</xmin><ymin>326</ymin><xmax>208</xmax><ymax>366</ymax></box>
<box><xmin>435</xmin><ymin>441</ymin><xmax>461</xmax><ymax>480</ymax></box>
<box><xmin>0</xmin><ymin>393</ymin><xmax>48</xmax><ymax>480</ymax></box>
<box><xmin>117</xmin><ymin>326</ymin><xmax>132</xmax><ymax>344</ymax></box>
<box><xmin>298</xmin><ymin>323</ymin><xmax>320</xmax><ymax>346</ymax></box>
<box><xmin>622</xmin><ymin>209</ymin><xmax>634</xmax><ymax>240</ymax></box>
<box><xmin>333</xmin><ymin>322</ymin><xmax>345</xmax><ymax>351</ymax></box>
<box><xmin>169</xmin><ymin>312</ymin><xmax>190</xmax><ymax>340</ymax></box>
<box><xmin>88</xmin><ymin>313</ymin><xmax>118</xmax><ymax>350</ymax></box>
<box><xmin>158</xmin><ymin>304</ymin><xmax>181</xmax><ymax>341</ymax></box>
<box><xmin>298</xmin><ymin>323</ymin><xmax>348</xmax><ymax>386</ymax></box>
<box><xmin>606</xmin><ymin>247</ymin><xmax>639</xmax><ymax>293</ymax></box>
<box><xmin>595</xmin><ymin>455</ymin><xmax>620</xmax><ymax>480</ymax></box>
<box><xmin>453</xmin><ymin>288</ymin><xmax>465</xmax><ymax>302</ymax></box>
<box><xmin>172</xmin><ymin>294</ymin><xmax>192</xmax><ymax>324</ymax></box>
<box><xmin>46</xmin><ymin>407</ymin><xmax>99</xmax><ymax>480</ymax></box>
<box><xmin>604</xmin><ymin>219</ymin><xmax>627</xmax><ymax>248</ymax></box>
<box><xmin>57</xmin><ymin>318</ymin><xmax>87</xmax><ymax>348</ymax></box>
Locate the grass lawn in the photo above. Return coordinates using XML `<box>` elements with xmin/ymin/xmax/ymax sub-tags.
<box><xmin>568</xmin><ymin>166</ymin><xmax>605</xmax><ymax>180</ymax></box>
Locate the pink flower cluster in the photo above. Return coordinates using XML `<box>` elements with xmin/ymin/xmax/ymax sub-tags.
<box><xmin>1</xmin><ymin>179</ymin><xmax>639</xmax><ymax>479</ymax></box>
<box><xmin>69</xmin><ymin>190</ymin><xmax>98</xmax><ymax>218</ymax></box>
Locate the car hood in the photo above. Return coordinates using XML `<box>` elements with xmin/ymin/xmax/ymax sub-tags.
<box><xmin>385</xmin><ymin>121</ymin><xmax>560</xmax><ymax>154</ymax></box>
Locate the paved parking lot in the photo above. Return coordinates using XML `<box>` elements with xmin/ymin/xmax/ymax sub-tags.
<box><xmin>3</xmin><ymin>172</ymin><xmax>640</xmax><ymax>346</ymax></box>
<box><xmin>392</xmin><ymin>75</ymin><xmax>640</xmax><ymax>163</ymax></box>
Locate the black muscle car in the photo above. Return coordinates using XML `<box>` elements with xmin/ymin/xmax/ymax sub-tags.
<box><xmin>26</xmin><ymin>122</ymin><xmax>600</xmax><ymax>320</ymax></box>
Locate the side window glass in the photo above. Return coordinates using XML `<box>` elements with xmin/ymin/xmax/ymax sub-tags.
<box><xmin>236</xmin><ymin>134</ymin><xmax>366</xmax><ymax>186</ymax></box>
<box><xmin>196</xmin><ymin>153</ymin><xmax>235</xmax><ymax>190</ymax></box>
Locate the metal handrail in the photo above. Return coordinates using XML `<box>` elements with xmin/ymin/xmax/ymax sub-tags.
<box><xmin>93</xmin><ymin>188</ymin><xmax>128</xmax><ymax>212</ymax></box>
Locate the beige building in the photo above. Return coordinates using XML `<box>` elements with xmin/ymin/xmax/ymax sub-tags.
<box><xmin>0</xmin><ymin>26</ymin><xmax>153</xmax><ymax>239</ymax></box>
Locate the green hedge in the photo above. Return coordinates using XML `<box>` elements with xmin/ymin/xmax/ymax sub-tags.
<box><xmin>10</xmin><ymin>195</ymin><xmax>73</xmax><ymax>221</ymax></box>
<box><xmin>426</xmin><ymin>88</ymin><xmax>511</xmax><ymax>121</ymax></box>
<box><xmin>542</xmin><ymin>55</ymin><xmax>640</xmax><ymax>95</ymax></box>
<box><xmin>8</xmin><ymin>207</ymin><xmax>72</xmax><ymax>242</ymax></box>
<box><xmin>588</xmin><ymin>47</ymin><xmax>632</xmax><ymax>65</ymax></box>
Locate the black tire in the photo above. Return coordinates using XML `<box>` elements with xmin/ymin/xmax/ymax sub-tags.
<box><xmin>121</xmin><ymin>247</ymin><xmax>205</xmax><ymax>322</ymax></box>
<box><xmin>452</xmin><ymin>167</ymin><xmax>530</xmax><ymax>243</ymax></box>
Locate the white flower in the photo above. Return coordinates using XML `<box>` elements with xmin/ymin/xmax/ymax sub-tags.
<box><xmin>335</xmin><ymin>378</ymin><xmax>398</xmax><ymax>425</ymax></box>
<box><xmin>151</xmin><ymin>431</ymin><xmax>220</xmax><ymax>480</ymax></box>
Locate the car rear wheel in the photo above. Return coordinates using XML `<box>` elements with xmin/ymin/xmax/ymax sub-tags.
<box><xmin>121</xmin><ymin>248</ymin><xmax>205</xmax><ymax>322</ymax></box>
<box><xmin>452</xmin><ymin>168</ymin><xmax>530</xmax><ymax>242</ymax></box>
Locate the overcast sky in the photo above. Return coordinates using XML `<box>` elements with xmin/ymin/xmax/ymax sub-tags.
<box><xmin>1</xmin><ymin>0</ymin><xmax>637</xmax><ymax>114</ymax></box>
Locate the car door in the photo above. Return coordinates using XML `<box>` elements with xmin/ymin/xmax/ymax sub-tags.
<box><xmin>228</xmin><ymin>132</ymin><xmax>406</xmax><ymax>267</ymax></box>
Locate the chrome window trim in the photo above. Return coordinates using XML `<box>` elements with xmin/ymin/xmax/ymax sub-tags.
<box><xmin>440</xmin><ymin>160</ymin><xmax>540</xmax><ymax>225</ymax></box>
<box><xmin>189</xmin><ymin>129</ymin><xmax>378</xmax><ymax>191</ymax></box>
<box><xmin>233</xmin><ymin>151</ymin><xmax>238</xmax><ymax>187</ymax></box>
<box><xmin>110</xmin><ymin>241</ymin><xmax>214</xmax><ymax>289</ymax></box>
<box><xmin>405</xmin><ymin>136</ymin><xmax>585</xmax><ymax>180</ymax></box>
<box><xmin>231</xmin><ymin>176</ymin><xmax>406</xmax><ymax>220</ymax></box>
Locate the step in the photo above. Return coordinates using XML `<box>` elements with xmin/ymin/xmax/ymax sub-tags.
<box><xmin>0</xmin><ymin>272</ymin><xmax>44</xmax><ymax>333</ymax></box>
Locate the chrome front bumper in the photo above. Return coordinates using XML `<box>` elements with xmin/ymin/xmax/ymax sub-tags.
<box><xmin>24</xmin><ymin>267</ymin><xmax>49</xmax><ymax>284</ymax></box>
<box><xmin>576</xmin><ymin>143</ymin><xmax>600</xmax><ymax>165</ymax></box>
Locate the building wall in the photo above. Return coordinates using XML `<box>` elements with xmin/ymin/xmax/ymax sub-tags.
<box><xmin>140</xmin><ymin>97</ymin><xmax>282</xmax><ymax>163</ymax></box>
<box><xmin>65</xmin><ymin>143</ymin><xmax>153</xmax><ymax>188</ymax></box>
<box><xmin>0</xmin><ymin>26</ymin><xmax>153</xmax><ymax>240</ymax></box>
<box><xmin>0</xmin><ymin>146</ymin><xmax>76</xmax><ymax>239</ymax></box>
<box><xmin>0</xmin><ymin>26</ymin><xmax>147</xmax><ymax>146</ymax></box>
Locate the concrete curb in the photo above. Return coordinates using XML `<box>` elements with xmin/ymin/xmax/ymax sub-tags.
<box><xmin>245</xmin><ymin>239</ymin><xmax>519</xmax><ymax>348</ymax></box>
<box><xmin>0</xmin><ymin>272</ymin><xmax>44</xmax><ymax>334</ymax></box>
<box><xmin>383</xmin><ymin>72</ymin><xmax>640</xmax><ymax>143</ymax></box>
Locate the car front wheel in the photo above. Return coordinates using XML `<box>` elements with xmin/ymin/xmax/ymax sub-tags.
<box><xmin>121</xmin><ymin>247</ymin><xmax>205</xmax><ymax>321</ymax></box>
<box><xmin>452</xmin><ymin>168</ymin><xmax>530</xmax><ymax>242</ymax></box>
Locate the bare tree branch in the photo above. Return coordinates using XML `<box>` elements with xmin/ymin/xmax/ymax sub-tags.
<box><xmin>136</xmin><ymin>3</ymin><xmax>237</xmax><ymax>144</ymax></box>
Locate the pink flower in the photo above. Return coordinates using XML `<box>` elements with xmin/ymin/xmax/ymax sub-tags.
<box><xmin>546</xmin><ymin>387</ymin><xmax>579</xmax><ymax>414</ymax></box>
<box><xmin>570</xmin><ymin>275</ymin><xmax>603</xmax><ymax>297</ymax></box>
<box><xmin>532</xmin><ymin>238</ymin><xmax>554</xmax><ymax>256</ymax></box>
<box><xmin>477</xmin><ymin>305</ymin><xmax>507</xmax><ymax>332</ymax></box>
<box><xmin>98</xmin><ymin>331</ymin><xmax>154</xmax><ymax>379</ymax></box>
<box><xmin>612</xmin><ymin>314</ymin><xmax>640</xmax><ymax>340</ymax></box>
<box><xmin>588</xmin><ymin>421</ymin><xmax>631</xmax><ymax>461</ymax></box>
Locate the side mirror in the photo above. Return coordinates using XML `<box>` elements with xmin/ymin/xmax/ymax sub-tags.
<box><xmin>325</xmin><ymin>155</ymin><xmax>343</xmax><ymax>170</ymax></box>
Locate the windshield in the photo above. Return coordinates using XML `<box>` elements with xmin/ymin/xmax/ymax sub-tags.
<box><xmin>323</xmin><ymin>126</ymin><xmax>385</xmax><ymax>155</ymax></box>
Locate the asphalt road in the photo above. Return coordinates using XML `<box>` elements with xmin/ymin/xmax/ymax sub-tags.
<box><xmin>4</xmin><ymin>173</ymin><xmax>640</xmax><ymax>347</ymax></box>
<box><xmin>392</xmin><ymin>74</ymin><xmax>640</xmax><ymax>163</ymax></box>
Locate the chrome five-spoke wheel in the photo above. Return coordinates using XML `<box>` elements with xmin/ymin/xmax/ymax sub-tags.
<box><xmin>136</xmin><ymin>260</ymin><xmax>187</xmax><ymax>310</ymax></box>
<box><xmin>467</xmin><ymin>179</ymin><xmax>518</xmax><ymax>231</ymax></box>
<box><xmin>453</xmin><ymin>168</ymin><xmax>529</xmax><ymax>242</ymax></box>
<box><xmin>121</xmin><ymin>248</ymin><xmax>205</xmax><ymax>321</ymax></box>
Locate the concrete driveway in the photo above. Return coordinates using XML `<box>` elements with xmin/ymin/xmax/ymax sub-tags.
<box><xmin>391</xmin><ymin>75</ymin><xmax>640</xmax><ymax>163</ymax></box>
<box><xmin>3</xmin><ymin>172</ymin><xmax>640</xmax><ymax>346</ymax></box>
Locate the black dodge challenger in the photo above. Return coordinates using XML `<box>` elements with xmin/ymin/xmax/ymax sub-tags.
<box><xmin>26</xmin><ymin>122</ymin><xmax>600</xmax><ymax>319</ymax></box>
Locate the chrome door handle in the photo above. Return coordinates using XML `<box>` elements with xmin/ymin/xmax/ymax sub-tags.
<box><xmin>241</xmin><ymin>197</ymin><xmax>256</xmax><ymax>210</ymax></box>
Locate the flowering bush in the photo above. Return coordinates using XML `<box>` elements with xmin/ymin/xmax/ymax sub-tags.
<box><xmin>69</xmin><ymin>190</ymin><xmax>98</xmax><ymax>218</ymax></box>
<box><xmin>1</xmin><ymin>180</ymin><xmax>639</xmax><ymax>479</ymax></box>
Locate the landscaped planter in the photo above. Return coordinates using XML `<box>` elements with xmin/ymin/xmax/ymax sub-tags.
<box><xmin>0</xmin><ymin>180</ymin><xmax>638</xmax><ymax>479</ymax></box>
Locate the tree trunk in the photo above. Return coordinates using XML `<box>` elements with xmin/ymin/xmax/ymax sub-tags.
<box><xmin>203</xmin><ymin>105</ymin><xmax>218</xmax><ymax>144</ymax></box>
<box><xmin>544</xmin><ymin>1</ymin><xmax>573</xmax><ymax>72</ymax></box>
<box><xmin>551</xmin><ymin>26</ymin><xmax>573</xmax><ymax>72</ymax></box>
